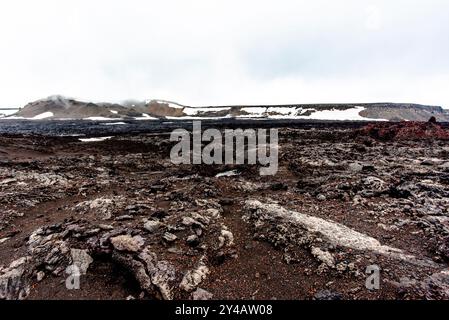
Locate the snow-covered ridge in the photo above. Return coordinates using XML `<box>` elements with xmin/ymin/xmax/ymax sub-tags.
<box><xmin>172</xmin><ymin>106</ymin><xmax>386</xmax><ymax>121</ymax></box>
<box><xmin>2</xmin><ymin>97</ymin><xmax>447</xmax><ymax>121</ymax></box>
<box><xmin>79</xmin><ymin>136</ymin><xmax>113</xmax><ymax>142</ymax></box>
<box><xmin>267</xmin><ymin>106</ymin><xmax>387</xmax><ymax>121</ymax></box>
<box><xmin>134</xmin><ymin>113</ymin><xmax>158</xmax><ymax>120</ymax></box>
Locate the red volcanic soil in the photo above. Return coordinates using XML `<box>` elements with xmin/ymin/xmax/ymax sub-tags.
<box><xmin>359</xmin><ymin>118</ymin><xmax>449</xmax><ymax>140</ymax></box>
<box><xmin>1</xmin><ymin>125</ymin><xmax>449</xmax><ymax>301</ymax></box>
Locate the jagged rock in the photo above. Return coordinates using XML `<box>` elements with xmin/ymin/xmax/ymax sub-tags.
<box><xmin>144</xmin><ymin>220</ymin><xmax>162</xmax><ymax>233</ymax></box>
<box><xmin>192</xmin><ymin>288</ymin><xmax>214</xmax><ymax>300</ymax></box>
<box><xmin>2</xmin><ymin>123</ymin><xmax>449</xmax><ymax>301</ymax></box>
<box><xmin>362</xmin><ymin>176</ymin><xmax>387</xmax><ymax>193</ymax></box>
<box><xmin>70</xmin><ymin>249</ymin><xmax>93</xmax><ymax>275</ymax></box>
<box><xmin>190</xmin><ymin>213</ymin><xmax>211</xmax><ymax>226</ymax></box>
<box><xmin>112</xmin><ymin>252</ymin><xmax>154</xmax><ymax>294</ymax></box>
<box><xmin>110</xmin><ymin>235</ymin><xmax>144</xmax><ymax>252</ymax></box>
<box><xmin>203</xmin><ymin>208</ymin><xmax>221</xmax><ymax>219</ymax></box>
<box><xmin>36</xmin><ymin>271</ymin><xmax>45</xmax><ymax>282</ymax></box>
<box><xmin>218</xmin><ymin>228</ymin><xmax>234</xmax><ymax>249</ymax></box>
<box><xmin>311</xmin><ymin>247</ymin><xmax>335</xmax><ymax>268</ymax></box>
<box><xmin>244</xmin><ymin>200</ymin><xmax>436</xmax><ymax>267</ymax></box>
<box><xmin>182</xmin><ymin>217</ymin><xmax>204</xmax><ymax>228</ymax></box>
<box><xmin>138</xmin><ymin>247</ymin><xmax>177</xmax><ymax>300</ymax></box>
<box><xmin>0</xmin><ymin>257</ymin><xmax>31</xmax><ymax>300</ymax></box>
<box><xmin>162</xmin><ymin>232</ymin><xmax>178</xmax><ymax>243</ymax></box>
<box><xmin>179</xmin><ymin>259</ymin><xmax>210</xmax><ymax>292</ymax></box>
<box><xmin>74</xmin><ymin>196</ymin><xmax>125</xmax><ymax>220</ymax></box>
<box><xmin>3</xmin><ymin>171</ymin><xmax>69</xmax><ymax>188</ymax></box>
<box><xmin>27</xmin><ymin>227</ymin><xmax>71</xmax><ymax>275</ymax></box>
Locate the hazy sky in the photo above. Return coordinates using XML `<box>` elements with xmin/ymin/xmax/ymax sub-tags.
<box><xmin>1</xmin><ymin>0</ymin><xmax>449</xmax><ymax>108</ymax></box>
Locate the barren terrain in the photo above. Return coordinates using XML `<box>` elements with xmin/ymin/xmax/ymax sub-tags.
<box><xmin>1</xmin><ymin>120</ymin><xmax>449</xmax><ymax>300</ymax></box>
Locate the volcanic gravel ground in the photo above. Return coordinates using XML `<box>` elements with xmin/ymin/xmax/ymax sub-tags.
<box><xmin>1</xmin><ymin>122</ymin><xmax>449</xmax><ymax>300</ymax></box>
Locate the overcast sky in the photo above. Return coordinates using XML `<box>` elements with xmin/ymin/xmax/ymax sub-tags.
<box><xmin>1</xmin><ymin>0</ymin><xmax>448</xmax><ymax>108</ymax></box>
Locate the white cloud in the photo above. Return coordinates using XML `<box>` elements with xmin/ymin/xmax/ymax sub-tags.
<box><xmin>364</xmin><ymin>5</ymin><xmax>383</xmax><ymax>31</ymax></box>
<box><xmin>0</xmin><ymin>0</ymin><xmax>448</xmax><ymax>108</ymax></box>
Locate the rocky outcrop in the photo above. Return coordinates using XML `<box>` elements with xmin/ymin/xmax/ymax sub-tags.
<box><xmin>1</xmin><ymin>124</ymin><xmax>449</xmax><ymax>300</ymax></box>
<box><xmin>8</xmin><ymin>97</ymin><xmax>449</xmax><ymax>121</ymax></box>
<box><xmin>0</xmin><ymin>195</ymin><xmax>235</xmax><ymax>300</ymax></box>
<box><xmin>179</xmin><ymin>258</ymin><xmax>210</xmax><ymax>292</ymax></box>
<box><xmin>0</xmin><ymin>257</ymin><xmax>31</xmax><ymax>300</ymax></box>
<box><xmin>244</xmin><ymin>200</ymin><xmax>436</xmax><ymax>267</ymax></box>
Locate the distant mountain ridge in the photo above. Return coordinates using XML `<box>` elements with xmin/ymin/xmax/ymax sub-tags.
<box><xmin>6</xmin><ymin>96</ymin><xmax>449</xmax><ymax>121</ymax></box>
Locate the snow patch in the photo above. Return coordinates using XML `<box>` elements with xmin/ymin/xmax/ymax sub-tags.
<box><xmin>79</xmin><ymin>137</ymin><xmax>113</xmax><ymax>142</ymax></box>
<box><xmin>101</xmin><ymin>122</ymin><xmax>127</xmax><ymax>126</ymax></box>
<box><xmin>215</xmin><ymin>170</ymin><xmax>240</xmax><ymax>178</ymax></box>
<box><xmin>83</xmin><ymin>117</ymin><xmax>114</xmax><ymax>121</ymax></box>
<box><xmin>32</xmin><ymin>112</ymin><xmax>54</xmax><ymax>119</ymax></box>
<box><xmin>305</xmin><ymin>106</ymin><xmax>368</xmax><ymax>121</ymax></box>
<box><xmin>135</xmin><ymin>113</ymin><xmax>158</xmax><ymax>120</ymax></box>
<box><xmin>166</xmin><ymin>115</ymin><xmax>232</xmax><ymax>120</ymax></box>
